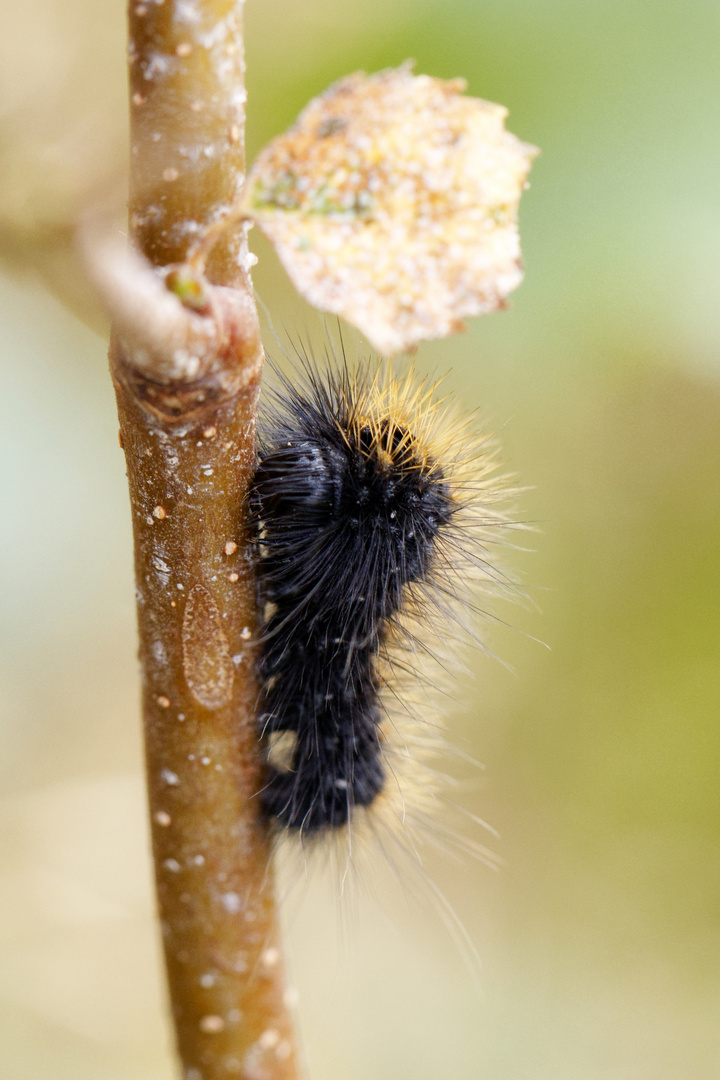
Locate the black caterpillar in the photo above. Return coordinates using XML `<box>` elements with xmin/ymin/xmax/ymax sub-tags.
<box><xmin>249</xmin><ymin>360</ymin><xmax>505</xmax><ymax>838</ymax></box>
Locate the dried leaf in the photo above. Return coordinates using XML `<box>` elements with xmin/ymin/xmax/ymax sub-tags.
<box><xmin>244</xmin><ymin>66</ymin><xmax>538</xmax><ymax>355</ymax></box>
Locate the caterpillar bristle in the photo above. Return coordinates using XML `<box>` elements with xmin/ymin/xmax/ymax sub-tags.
<box><xmin>249</xmin><ymin>352</ymin><xmax>518</xmax><ymax>878</ymax></box>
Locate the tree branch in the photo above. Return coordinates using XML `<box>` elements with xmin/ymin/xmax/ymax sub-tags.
<box><xmin>128</xmin><ymin>0</ymin><xmax>250</xmax><ymax>284</ymax></box>
<box><xmin>105</xmin><ymin>2</ymin><xmax>303</xmax><ymax>1077</ymax></box>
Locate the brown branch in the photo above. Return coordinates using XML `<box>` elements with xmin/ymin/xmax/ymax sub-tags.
<box><xmin>127</xmin><ymin>0</ymin><xmax>251</xmax><ymax>284</ymax></box>
<box><xmin>104</xmin><ymin>1</ymin><xmax>303</xmax><ymax>1077</ymax></box>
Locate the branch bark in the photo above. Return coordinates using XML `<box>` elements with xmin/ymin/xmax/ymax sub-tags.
<box><xmin>106</xmin><ymin>2</ymin><xmax>303</xmax><ymax>1077</ymax></box>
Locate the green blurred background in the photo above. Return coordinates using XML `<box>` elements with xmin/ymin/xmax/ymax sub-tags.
<box><xmin>1</xmin><ymin>0</ymin><xmax>719</xmax><ymax>1077</ymax></box>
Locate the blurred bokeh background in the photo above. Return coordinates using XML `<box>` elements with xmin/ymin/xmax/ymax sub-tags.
<box><xmin>1</xmin><ymin>0</ymin><xmax>719</xmax><ymax>1077</ymax></box>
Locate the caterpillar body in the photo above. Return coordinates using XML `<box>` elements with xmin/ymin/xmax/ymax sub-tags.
<box><xmin>250</xmin><ymin>358</ymin><xmax>511</xmax><ymax>849</ymax></box>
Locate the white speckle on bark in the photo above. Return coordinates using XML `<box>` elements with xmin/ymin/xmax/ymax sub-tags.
<box><xmin>239</xmin><ymin>248</ymin><xmax>258</xmax><ymax>273</ymax></box>
<box><xmin>175</xmin><ymin>0</ymin><xmax>201</xmax><ymax>25</ymax></box>
<box><xmin>243</xmin><ymin>1030</ymin><xmax>285</xmax><ymax>1080</ymax></box>
<box><xmin>161</xmin><ymin>768</ymin><xmax>179</xmax><ymax>785</ymax></box>
<box><xmin>198</xmin><ymin>19</ymin><xmax>231</xmax><ymax>51</ymax></box>
<box><xmin>164</xmin><ymin>858</ymin><xmax>182</xmax><ymax>873</ymax></box>
<box><xmin>152</xmin><ymin>555</ymin><xmax>171</xmax><ymax>583</ymax></box>
<box><xmin>143</xmin><ymin>53</ymin><xmax>170</xmax><ymax>81</ymax></box>
<box><xmin>199</xmin><ymin>1014</ymin><xmax>225</xmax><ymax>1033</ymax></box>
<box><xmin>261</xmin><ymin>946</ymin><xmax>279</xmax><ymax>968</ymax></box>
<box><xmin>220</xmin><ymin>891</ymin><xmax>242</xmax><ymax>914</ymax></box>
<box><xmin>152</xmin><ymin>639</ymin><xmax>167</xmax><ymax>664</ymax></box>
<box><xmin>258</xmin><ymin>1029</ymin><xmax>280</xmax><ymax>1050</ymax></box>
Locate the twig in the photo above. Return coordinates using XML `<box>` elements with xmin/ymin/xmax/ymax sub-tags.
<box><xmin>105</xmin><ymin>1</ymin><xmax>303</xmax><ymax>1076</ymax></box>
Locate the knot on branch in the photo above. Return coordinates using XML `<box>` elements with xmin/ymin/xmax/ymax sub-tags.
<box><xmin>87</xmin><ymin>233</ymin><xmax>263</xmax><ymax>422</ymax></box>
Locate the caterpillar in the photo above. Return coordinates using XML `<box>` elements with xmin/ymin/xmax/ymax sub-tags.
<box><xmin>249</xmin><ymin>355</ymin><xmax>513</xmax><ymax>855</ymax></box>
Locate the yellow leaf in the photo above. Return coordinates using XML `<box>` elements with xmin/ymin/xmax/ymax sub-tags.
<box><xmin>245</xmin><ymin>65</ymin><xmax>538</xmax><ymax>355</ymax></box>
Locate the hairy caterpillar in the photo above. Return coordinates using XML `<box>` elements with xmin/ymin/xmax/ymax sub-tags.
<box><xmin>249</xmin><ymin>355</ymin><xmax>513</xmax><ymax>859</ymax></box>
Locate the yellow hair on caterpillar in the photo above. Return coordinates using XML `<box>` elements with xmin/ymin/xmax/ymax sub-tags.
<box><xmin>249</xmin><ymin>354</ymin><xmax>517</xmax><ymax>900</ymax></box>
